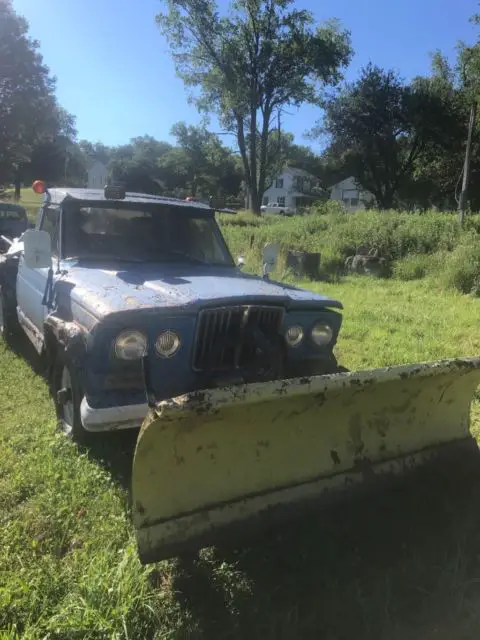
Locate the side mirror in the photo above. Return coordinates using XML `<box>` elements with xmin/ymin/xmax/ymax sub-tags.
<box><xmin>23</xmin><ymin>229</ymin><xmax>52</xmax><ymax>269</ymax></box>
<box><xmin>237</xmin><ymin>256</ymin><xmax>245</xmax><ymax>268</ymax></box>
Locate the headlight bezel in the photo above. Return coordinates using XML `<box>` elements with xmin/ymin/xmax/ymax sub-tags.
<box><xmin>155</xmin><ymin>329</ymin><xmax>182</xmax><ymax>358</ymax></box>
<box><xmin>285</xmin><ymin>324</ymin><xmax>304</xmax><ymax>348</ymax></box>
<box><xmin>114</xmin><ymin>329</ymin><xmax>148</xmax><ymax>361</ymax></box>
<box><xmin>310</xmin><ymin>322</ymin><xmax>334</xmax><ymax>346</ymax></box>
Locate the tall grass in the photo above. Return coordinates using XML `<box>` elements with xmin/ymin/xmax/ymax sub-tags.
<box><xmin>219</xmin><ymin>205</ymin><xmax>480</xmax><ymax>295</ymax></box>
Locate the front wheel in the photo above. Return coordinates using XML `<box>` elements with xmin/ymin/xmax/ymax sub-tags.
<box><xmin>0</xmin><ymin>285</ymin><xmax>20</xmax><ymax>347</ymax></box>
<box><xmin>52</xmin><ymin>352</ymin><xmax>90</xmax><ymax>445</ymax></box>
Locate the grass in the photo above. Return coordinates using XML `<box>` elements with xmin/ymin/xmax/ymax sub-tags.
<box><xmin>1</xmin><ymin>277</ymin><xmax>480</xmax><ymax>639</ymax></box>
<box><xmin>219</xmin><ymin>206</ymin><xmax>480</xmax><ymax>295</ymax></box>
<box><xmin>0</xmin><ymin>188</ymin><xmax>42</xmax><ymax>223</ymax></box>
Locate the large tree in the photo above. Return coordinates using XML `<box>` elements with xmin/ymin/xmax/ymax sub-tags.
<box><xmin>319</xmin><ymin>64</ymin><xmax>458</xmax><ymax>209</ymax></box>
<box><xmin>156</xmin><ymin>0</ymin><xmax>351</xmax><ymax>212</ymax></box>
<box><xmin>169</xmin><ymin>122</ymin><xmax>242</xmax><ymax>197</ymax></box>
<box><xmin>0</xmin><ymin>1</ymin><xmax>74</xmax><ymax>189</ymax></box>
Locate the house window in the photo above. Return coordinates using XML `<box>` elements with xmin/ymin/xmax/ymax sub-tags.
<box><xmin>275</xmin><ymin>178</ymin><xmax>284</xmax><ymax>188</ymax></box>
<box><xmin>277</xmin><ymin>196</ymin><xmax>285</xmax><ymax>206</ymax></box>
<box><xmin>263</xmin><ymin>196</ymin><xmax>269</xmax><ymax>205</ymax></box>
<box><xmin>350</xmin><ymin>198</ymin><xmax>359</xmax><ymax>207</ymax></box>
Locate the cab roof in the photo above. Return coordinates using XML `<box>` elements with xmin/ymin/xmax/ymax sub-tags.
<box><xmin>44</xmin><ymin>188</ymin><xmax>213</xmax><ymax>211</ymax></box>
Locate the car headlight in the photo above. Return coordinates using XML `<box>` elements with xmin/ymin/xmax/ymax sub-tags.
<box><xmin>311</xmin><ymin>323</ymin><xmax>333</xmax><ymax>346</ymax></box>
<box><xmin>114</xmin><ymin>330</ymin><xmax>147</xmax><ymax>360</ymax></box>
<box><xmin>285</xmin><ymin>325</ymin><xmax>304</xmax><ymax>347</ymax></box>
<box><xmin>156</xmin><ymin>330</ymin><xmax>181</xmax><ymax>358</ymax></box>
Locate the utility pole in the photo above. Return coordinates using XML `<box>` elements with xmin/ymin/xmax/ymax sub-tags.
<box><xmin>458</xmin><ymin>100</ymin><xmax>477</xmax><ymax>224</ymax></box>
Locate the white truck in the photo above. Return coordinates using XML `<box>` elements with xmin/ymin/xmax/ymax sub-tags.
<box><xmin>260</xmin><ymin>202</ymin><xmax>295</xmax><ymax>216</ymax></box>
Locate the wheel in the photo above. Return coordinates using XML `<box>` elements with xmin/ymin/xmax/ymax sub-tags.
<box><xmin>52</xmin><ymin>351</ymin><xmax>90</xmax><ymax>444</ymax></box>
<box><xmin>0</xmin><ymin>285</ymin><xmax>20</xmax><ymax>347</ymax></box>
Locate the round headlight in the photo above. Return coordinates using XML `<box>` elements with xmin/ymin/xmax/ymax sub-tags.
<box><xmin>156</xmin><ymin>330</ymin><xmax>181</xmax><ymax>358</ymax></box>
<box><xmin>114</xmin><ymin>330</ymin><xmax>147</xmax><ymax>360</ymax></box>
<box><xmin>311</xmin><ymin>323</ymin><xmax>333</xmax><ymax>346</ymax></box>
<box><xmin>285</xmin><ymin>325</ymin><xmax>304</xmax><ymax>347</ymax></box>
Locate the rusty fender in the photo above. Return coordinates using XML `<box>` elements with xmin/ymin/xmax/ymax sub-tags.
<box><xmin>132</xmin><ymin>357</ymin><xmax>480</xmax><ymax>564</ymax></box>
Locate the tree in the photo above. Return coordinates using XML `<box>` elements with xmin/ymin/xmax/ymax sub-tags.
<box><xmin>170</xmin><ymin>121</ymin><xmax>242</xmax><ymax>197</ymax></box>
<box><xmin>156</xmin><ymin>0</ymin><xmax>351</xmax><ymax>212</ymax></box>
<box><xmin>109</xmin><ymin>136</ymin><xmax>173</xmax><ymax>193</ymax></box>
<box><xmin>319</xmin><ymin>64</ymin><xmax>458</xmax><ymax>209</ymax></box>
<box><xmin>0</xmin><ymin>2</ymin><xmax>73</xmax><ymax>189</ymax></box>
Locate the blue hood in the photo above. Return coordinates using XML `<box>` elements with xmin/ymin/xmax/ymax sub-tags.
<box><xmin>56</xmin><ymin>263</ymin><xmax>342</xmax><ymax>319</ymax></box>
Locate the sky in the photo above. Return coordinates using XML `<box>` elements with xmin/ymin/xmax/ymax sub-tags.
<box><xmin>12</xmin><ymin>0</ymin><xmax>480</xmax><ymax>151</ymax></box>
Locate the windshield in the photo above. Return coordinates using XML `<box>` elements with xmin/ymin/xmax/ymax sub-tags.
<box><xmin>63</xmin><ymin>204</ymin><xmax>234</xmax><ymax>266</ymax></box>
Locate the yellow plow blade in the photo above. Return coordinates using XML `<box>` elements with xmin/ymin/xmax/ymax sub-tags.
<box><xmin>132</xmin><ymin>357</ymin><xmax>480</xmax><ymax>564</ymax></box>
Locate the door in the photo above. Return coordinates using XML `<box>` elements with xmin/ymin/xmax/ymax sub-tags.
<box><xmin>16</xmin><ymin>205</ymin><xmax>60</xmax><ymax>336</ymax></box>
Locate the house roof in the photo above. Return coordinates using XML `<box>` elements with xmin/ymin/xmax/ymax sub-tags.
<box><xmin>284</xmin><ymin>167</ymin><xmax>318</xmax><ymax>180</ymax></box>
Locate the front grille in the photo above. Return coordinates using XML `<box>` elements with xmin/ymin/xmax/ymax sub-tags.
<box><xmin>193</xmin><ymin>305</ymin><xmax>284</xmax><ymax>371</ymax></box>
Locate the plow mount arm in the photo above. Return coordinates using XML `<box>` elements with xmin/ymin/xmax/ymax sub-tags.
<box><xmin>132</xmin><ymin>357</ymin><xmax>480</xmax><ymax>564</ymax></box>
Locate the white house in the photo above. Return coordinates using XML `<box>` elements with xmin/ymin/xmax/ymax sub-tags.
<box><xmin>328</xmin><ymin>176</ymin><xmax>375</xmax><ymax>211</ymax></box>
<box><xmin>87</xmin><ymin>161</ymin><xmax>109</xmax><ymax>189</ymax></box>
<box><xmin>262</xmin><ymin>167</ymin><xmax>320</xmax><ymax>211</ymax></box>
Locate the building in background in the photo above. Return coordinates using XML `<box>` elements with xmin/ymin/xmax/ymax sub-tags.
<box><xmin>87</xmin><ymin>161</ymin><xmax>109</xmax><ymax>189</ymax></box>
<box><xmin>328</xmin><ymin>176</ymin><xmax>375</xmax><ymax>211</ymax></box>
<box><xmin>262</xmin><ymin>167</ymin><xmax>322</xmax><ymax>212</ymax></box>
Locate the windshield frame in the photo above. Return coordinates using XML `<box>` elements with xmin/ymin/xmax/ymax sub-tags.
<box><xmin>59</xmin><ymin>200</ymin><xmax>235</xmax><ymax>267</ymax></box>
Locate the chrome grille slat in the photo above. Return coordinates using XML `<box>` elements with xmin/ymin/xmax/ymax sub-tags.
<box><xmin>193</xmin><ymin>305</ymin><xmax>284</xmax><ymax>372</ymax></box>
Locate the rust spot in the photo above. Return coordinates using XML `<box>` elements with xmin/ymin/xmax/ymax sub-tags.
<box><xmin>330</xmin><ymin>450</ymin><xmax>340</xmax><ymax>465</ymax></box>
<box><xmin>136</xmin><ymin>501</ymin><xmax>145</xmax><ymax>515</ymax></box>
<box><xmin>257</xmin><ymin>440</ymin><xmax>269</xmax><ymax>448</ymax></box>
<box><xmin>196</xmin><ymin>445</ymin><xmax>203</xmax><ymax>453</ymax></box>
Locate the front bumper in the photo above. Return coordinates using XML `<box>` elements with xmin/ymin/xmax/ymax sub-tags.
<box><xmin>80</xmin><ymin>397</ymin><xmax>148</xmax><ymax>432</ymax></box>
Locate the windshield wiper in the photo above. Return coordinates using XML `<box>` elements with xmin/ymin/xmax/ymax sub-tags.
<box><xmin>164</xmin><ymin>250</ymin><xmax>212</xmax><ymax>265</ymax></box>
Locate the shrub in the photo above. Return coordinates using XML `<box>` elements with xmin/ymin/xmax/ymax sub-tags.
<box><xmin>393</xmin><ymin>253</ymin><xmax>444</xmax><ymax>281</ymax></box>
<box><xmin>438</xmin><ymin>236</ymin><xmax>480</xmax><ymax>296</ymax></box>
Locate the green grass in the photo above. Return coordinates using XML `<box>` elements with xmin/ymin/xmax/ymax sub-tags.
<box><xmin>0</xmin><ymin>188</ymin><xmax>42</xmax><ymax>222</ymax></box>
<box><xmin>1</xmin><ymin>278</ymin><xmax>480</xmax><ymax>639</ymax></box>
<box><xmin>219</xmin><ymin>207</ymin><xmax>480</xmax><ymax>295</ymax></box>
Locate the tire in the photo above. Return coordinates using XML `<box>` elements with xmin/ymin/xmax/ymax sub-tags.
<box><xmin>0</xmin><ymin>285</ymin><xmax>20</xmax><ymax>347</ymax></box>
<box><xmin>52</xmin><ymin>350</ymin><xmax>90</xmax><ymax>445</ymax></box>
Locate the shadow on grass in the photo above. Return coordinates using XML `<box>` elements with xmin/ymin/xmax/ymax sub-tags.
<box><xmin>161</xmin><ymin>455</ymin><xmax>480</xmax><ymax>640</ymax></box>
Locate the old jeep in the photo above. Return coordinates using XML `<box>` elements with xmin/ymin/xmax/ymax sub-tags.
<box><xmin>0</xmin><ymin>183</ymin><xmax>343</xmax><ymax>442</ymax></box>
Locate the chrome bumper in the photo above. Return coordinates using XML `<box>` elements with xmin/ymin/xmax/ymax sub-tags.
<box><xmin>80</xmin><ymin>398</ymin><xmax>148</xmax><ymax>432</ymax></box>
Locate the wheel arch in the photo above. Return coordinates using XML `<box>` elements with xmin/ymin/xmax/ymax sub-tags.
<box><xmin>43</xmin><ymin>315</ymin><xmax>88</xmax><ymax>384</ymax></box>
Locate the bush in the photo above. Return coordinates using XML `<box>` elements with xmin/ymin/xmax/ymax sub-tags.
<box><xmin>438</xmin><ymin>236</ymin><xmax>480</xmax><ymax>295</ymax></box>
<box><xmin>392</xmin><ymin>253</ymin><xmax>444</xmax><ymax>281</ymax></box>
<box><xmin>219</xmin><ymin>209</ymin><xmax>480</xmax><ymax>293</ymax></box>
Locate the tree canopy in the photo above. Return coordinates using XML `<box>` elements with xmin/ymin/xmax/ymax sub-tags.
<box><xmin>318</xmin><ymin>63</ymin><xmax>462</xmax><ymax>209</ymax></box>
<box><xmin>0</xmin><ymin>1</ymin><xmax>77</xmax><ymax>188</ymax></box>
<box><xmin>156</xmin><ymin>0</ymin><xmax>352</xmax><ymax>212</ymax></box>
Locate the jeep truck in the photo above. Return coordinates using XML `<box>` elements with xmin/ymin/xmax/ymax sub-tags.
<box><xmin>0</xmin><ymin>183</ymin><xmax>343</xmax><ymax>442</ymax></box>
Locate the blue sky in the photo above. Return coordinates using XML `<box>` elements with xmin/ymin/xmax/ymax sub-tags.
<box><xmin>13</xmin><ymin>0</ymin><xmax>480</xmax><ymax>150</ymax></box>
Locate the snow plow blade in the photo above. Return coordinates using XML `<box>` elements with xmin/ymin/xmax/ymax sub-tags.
<box><xmin>132</xmin><ymin>357</ymin><xmax>480</xmax><ymax>564</ymax></box>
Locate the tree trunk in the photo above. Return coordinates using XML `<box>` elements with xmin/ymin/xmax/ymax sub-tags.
<box><xmin>14</xmin><ymin>170</ymin><xmax>21</xmax><ymax>201</ymax></box>
<box><xmin>458</xmin><ymin>100</ymin><xmax>477</xmax><ymax>225</ymax></box>
<box><xmin>249</xmin><ymin>106</ymin><xmax>260</xmax><ymax>214</ymax></box>
<box><xmin>258</xmin><ymin>107</ymin><xmax>271</xmax><ymax>213</ymax></box>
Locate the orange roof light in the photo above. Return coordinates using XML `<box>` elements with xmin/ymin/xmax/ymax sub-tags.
<box><xmin>32</xmin><ymin>180</ymin><xmax>46</xmax><ymax>195</ymax></box>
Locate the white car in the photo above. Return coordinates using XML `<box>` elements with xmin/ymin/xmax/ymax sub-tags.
<box><xmin>260</xmin><ymin>202</ymin><xmax>295</xmax><ymax>216</ymax></box>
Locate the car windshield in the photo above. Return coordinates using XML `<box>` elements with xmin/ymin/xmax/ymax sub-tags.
<box><xmin>63</xmin><ymin>203</ymin><xmax>234</xmax><ymax>266</ymax></box>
